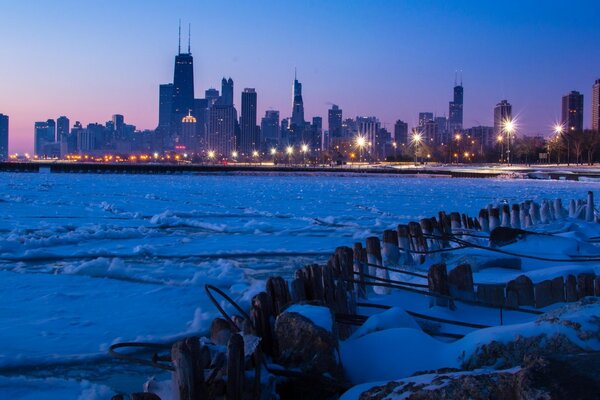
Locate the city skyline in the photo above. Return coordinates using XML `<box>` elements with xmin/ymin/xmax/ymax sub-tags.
<box><xmin>1</xmin><ymin>0</ymin><xmax>600</xmax><ymax>153</ymax></box>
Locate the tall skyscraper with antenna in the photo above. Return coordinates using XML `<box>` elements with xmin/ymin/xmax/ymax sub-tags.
<box><xmin>448</xmin><ymin>71</ymin><xmax>463</xmax><ymax>134</ymax></box>
<box><xmin>291</xmin><ymin>70</ymin><xmax>305</xmax><ymax>130</ymax></box>
<box><xmin>171</xmin><ymin>22</ymin><xmax>195</xmax><ymax>136</ymax></box>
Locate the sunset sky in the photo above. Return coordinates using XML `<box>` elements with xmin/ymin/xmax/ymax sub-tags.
<box><xmin>1</xmin><ymin>0</ymin><xmax>599</xmax><ymax>153</ymax></box>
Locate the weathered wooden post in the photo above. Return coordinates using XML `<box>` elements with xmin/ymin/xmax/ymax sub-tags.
<box><xmin>420</xmin><ymin>218</ymin><xmax>439</xmax><ymax>251</ymax></box>
<box><xmin>489</xmin><ymin>207</ymin><xmax>500</xmax><ymax>232</ymax></box>
<box><xmin>397</xmin><ymin>224</ymin><xmax>414</xmax><ymax>265</ymax></box>
<box><xmin>577</xmin><ymin>273</ymin><xmax>595</xmax><ymax>298</ymax></box>
<box><xmin>353</xmin><ymin>242</ymin><xmax>367</xmax><ymax>298</ymax></box>
<box><xmin>534</xmin><ymin>280</ymin><xmax>553</xmax><ymax>308</ymax></box>
<box><xmin>366</xmin><ymin>236</ymin><xmax>389</xmax><ymax>294</ymax></box>
<box><xmin>171</xmin><ymin>337</ymin><xmax>208</xmax><ymax>400</ymax></box>
<box><xmin>447</xmin><ymin>263</ymin><xmax>475</xmax><ymax>301</ymax></box>
<box><xmin>211</xmin><ymin>317</ymin><xmax>233</xmax><ymax>346</ymax></box>
<box><xmin>586</xmin><ymin>192</ymin><xmax>594</xmax><ymax>222</ymax></box>
<box><xmin>478</xmin><ymin>209</ymin><xmax>490</xmax><ymax>232</ymax></box>
<box><xmin>506</xmin><ymin>275</ymin><xmax>534</xmax><ymax>307</ymax></box>
<box><xmin>250</xmin><ymin>292</ymin><xmax>275</xmax><ymax>356</ymax></box>
<box><xmin>510</xmin><ymin>204</ymin><xmax>521</xmax><ymax>229</ymax></box>
<box><xmin>540</xmin><ymin>200</ymin><xmax>551</xmax><ymax>224</ymax></box>
<box><xmin>530</xmin><ymin>202</ymin><xmax>541</xmax><ymax>225</ymax></box>
<box><xmin>408</xmin><ymin>222</ymin><xmax>427</xmax><ymax>264</ymax></box>
<box><xmin>565</xmin><ymin>275</ymin><xmax>578</xmax><ymax>302</ymax></box>
<box><xmin>569</xmin><ymin>199</ymin><xmax>577</xmax><ymax>218</ymax></box>
<box><xmin>438</xmin><ymin>211</ymin><xmax>451</xmax><ymax>237</ymax></box>
<box><xmin>501</xmin><ymin>204</ymin><xmax>510</xmax><ymax>228</ymax></box>
<box><xmin>266</xmin><ymin>276</ymin><xmax>291</xmax><ymax>316</ymax></box>
<box><xmin>554</xmin><ymin>198</ymin><xmax>566</xmax><ymax>219</ymax></box>
<box><xmin>427</xmin><ymin>263</ymin><xmax>452</xmax><ymax>308</ymax></box>
<box><xmin>226</xmin><ymin>333</ymin><xmax>245</xmax><ymax>400</ymax></box>
<box><xmin>551</xmin><ymin>276</ymin><xmax>565</xmax><ymax>303</ymax></box>
<box><xmin>449</xmin><ymin>212</ymin><xmax>462</xmax><ymax>233</ymax></box>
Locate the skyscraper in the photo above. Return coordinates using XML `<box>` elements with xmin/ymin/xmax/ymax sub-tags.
<box><xmin>180</xmin><ymin>111</ymin><xmax>197</xmax><ymax>151</ymax></box>
<box><xmin>240</xmin><ymin>88</ymin><xmax>258</xmax><ymax>154</ymax></box>
<box><xmin>221</xmin><ymin>78</ymin><xmax>234</xmax><ymax>106</ymax></box>
<box><xmin>393</xmin><ymin>120</ymin><xmax>408</xmax><ymax>144</ymax></box>
<box><xmin>291</xmin><ymin>72</ymin><xmax>305</xmax><ymax>129</ymax></box>
<box><xmin>448</xmin><ymin>82</ymin><xmax>463</xmax><ymax>133</ymax></box>
<box><xmin>205</xmin><ymin>88</ymin><xmax>220</xmax><ymax>107</ymax></box>
<box><xmin>418</xmin><ymin>112</ymin><xmax>434</xmax><ymax>127</ymax></box>
<box><xmin>57</xmin><ymin>116</ymin><xmax>70</xmax><ymax>157</ymax></box>
<box><xmin>261</xmin><ymin>110</ymin><xmax>280</xmax><ymax>149</ymax></box>
<box><xmin>159</xmin><ymin>84</ymin><xmax>174</xmax><ymax>130</ymax></box>
<box><xmin>561</xmin><ymin>91</ymin><xmax>584</xmax><ymax>132</ymax></box>
<box><xmin>593</xmin><ymin>80</ymin><xmax>600</xmax><ymax>132</ymax></box>
<box><xmin>0</xmin><ymin>114</ymin><xmax>8</xmax><ymax>160</ymax></box>
<box><xmin>494</xmin><ymin>100</ymin><xmax>512</xmax><ymax>137</ymax></box>
<box><xmin>357</xmin><ymin>116</ymin><xmax>380</xmax><ymax>158</ymax></box>
<box><xmin>207</xmin><ymin>104</ymin><xmax>237</xmax><ymax>158</ymax></box>
<box><xmin>171</xmin><ymin>24</ymin><xmax>194</xmax><ymax>135</ymax></box>
<box><xmin>328</xmin><ymin>105</ymin><xmax>343</xmax><ymax>139</ymax></box>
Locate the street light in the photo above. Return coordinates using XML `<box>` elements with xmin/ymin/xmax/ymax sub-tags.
<box><xmin>252</xmin><ymin>150</ymin><xmax>260</xmax><ymax>165</ymax></box>
<box><xmin>207</xmin><ymin>150</ymin><xmax>215</xmax><ymax>163</ymax></box>
<box><xmin>554</xmin><ymin>123</ymin><xmax>566</xmax><ymax>165</ymax></box>
<box><xmin>355</xmin><ymin>135</ymin><xmax>366</xmax><ymax>163</ymax></box>
<box><xmin>286</xmin><ymin>146</ymin><xmax>294</xmax><ymax>165</ymax></box>
<box><xmin>232</xmin><ymin>151</ymin><xmax>238</xmax><ymax>160</ymax></box>
<box><xmin>496</xmin><ymin>135</ymin><xmax>503</xmax><ymax>163</ymax></box>
<box><xmin>503</xmin><ymin>118</ymin><xmax>515</xmax><ymax>165</ymax></box>
<box><xmin>301</xmin><ymin>144</ymin><xmax>308</xmax><ymax>165</ymax></box>
<box><xmin>411</xmin><ymin>130</ymin><xmax>423</xmax><ymax>165</ymax></box>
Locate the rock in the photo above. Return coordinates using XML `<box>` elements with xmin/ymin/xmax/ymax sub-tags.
<box><xmin>356</xmin><ymin>353</ymin><xmax>600</xmax><ymax>400</ymax></box>
<box><xmin>274</xmin><ymin>305</ymin><xmax>340</xmax><ymax>376</ymax></box>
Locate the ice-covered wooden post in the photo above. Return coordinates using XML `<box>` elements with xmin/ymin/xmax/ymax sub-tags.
<box><xmin>396</xmin><ymin>224</ymin><xmax>414</xmax><ymax>265</ymax></box>
<box><xmin>449</xmin><ymin>212</ymin><xmax>461</xmax><ymax>233</ymax></box>
<box><xmin>569</xmin><ymin>199</ymin><xmax>577</xmax><ymax>218</ymax></box>
<box><xmin>266</xmin><ymin>276</ymin><xmax>291</xmax><ymax>316</ymax></box>
<box><xmin>420</xmin><ymin>218</ymin><xmax>439</xmax><ymax>251</ymax></box>
<box><xmin>478</xmin><ymin>209</ymin><xmax>489</xmax><ymax>232</ymax></box>
<box><xmin>448</xmin><ymin>263</ymin><xmax>475</xmax><ymax>301</ymax></box>
<box><xmin>408</xmin><ymin>222</ymin><xmax>427</xmax><ymax>264</ymax></box>
<box><xmin>251</xmin><ymin>292</ymin><xmax>275</xmax><ymax>356</ymax></box>
<box><xmin>226</xmin><ymin>333</ymin><xmax>245</xmax><ymax>400</ymax></box>
<box><xmin>353</xmin><ymin>242</ymin><xmax>367</xmax><ymax>298</ymax></box>
<box><xmin>171</xmin><ymin>337</ymin><xmax>208</xmax><ymax>400</ymax></box>
<box><xmin>577</xmin><ymin>273</ymin><xmax>595</xmax><ymax>298</ymax></box>
<box><xmin>427</xmin><ymin>263</ymin><xmax>451</xmax><ymax>308</ymax></box>
<box><xmin>554</xmin><ymin>198</ymin><xmax>566</xmax><ymax>219</ymax></box>
<box><xmin>501</xmin><ymin>204</ymin><xmax>510</xmax><ymax>227</ymax></box>
<box><xmin>540</xmin><ymin>200</ymin><xmax>551</xmax><ymax>224</ymax></box>
<box><xmin>510</xmin><ymin>204</ymin><xmax>521</xmax><ymax>229</ymax></box>
<box><xmin>366</xmin><ymin>236</ymin><xmax>389</xmax><ymax>294</ymax></box>
<box><xmin>586</xmin><ymin>192</ymin><xmax>595</xmax><ymax>222</ymax></box>
<box><xmin>489</xmin><ymin>207</ymin><xmax>500</xmax><ymax>231</ymax></box>
<box><xmin>529</xmin><ymin>202</ymin><xmax>541</xmax><ymax>225</ymax></box>
<box><xmin>565</xmin><ymin>275</ymin><xmax>578</xmax><ymax>302</ymax></box>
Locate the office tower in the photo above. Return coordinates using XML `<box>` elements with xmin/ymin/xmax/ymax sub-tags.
<box><xmin>180</xmin><ymin>111</ymin><xmax>197</xmax><ymax>151</ymax></box>
<box><xmin>46</xmin><ymin>119</ymin><xmax>56</xmax><ymax>143</ymax></box>
<box><xmin>291</xmin><ymin>72</ymin><xmax>305</xmax><ymax>129</ymax></box>
<box><xmin>562</xmin><ymin>91</ymin><xmax>584</xmax><ymax>132</ymax></box>
<box><xmin>205</xmin><ymin>88</ymin><xmax>220</xmax><ymax>107</ymax></box>
<box><xmin>57</xmin><ymin>116</ymin><xmax>70</xmax><ymax>157</ymax></box>
<box><xmin>593</xmin><ymin>80</ymin><xmax>600</xmax><ymax>132</ymax></box>
<box><xmin>193</xmin><ymin>98</ymin><xmax>209</xmax><ymax>143</ymax></box>
<box><xmin>159</xmin><ymin>84</ymin><xmax>174</xmax><ymax>130</ymax></box>
<box><xmin>418</xmin><ymin>112</ymin><xmax>434</xmax><ymax>127</ymax></box>
<box><xmin>0</xmin><ymin>114</ymin><xmax>8</xmax><ymax>160</ymax></box>
<box><xmin>261</xmin><ymin>110</ymin><xmax>280</xmax><ymax>149</ymax></box>
<box><xmin>207</xmin><ymin>104</ymin><xmax>237</xmax><ymax>157</ymax></box>
<box><xmin>220</xmin><ymin>78</ymin><xmax>234</xmax><ymax>106</ymax></box>
<box><xmin>394</xmin><ymin>120</ymin><xmax>408</xmax><ymax>144</ymax></box>
<box><xmin>34</xmin><ymin>121</ymin><xmax>49</xmax><ymax>156</ymax></box>
<box><xmin>310</xmin><ymin>116</ymin><xmax>323</xmax><ymax>151</ymax></box>
<box><xmin>328</xmin><ymin>105</ymin><xmax>343</xmax><ymax>139</ymax></box>
<box><xmin>435</xmin><ymin>116</ymin><xmax>448</xmax><ymax>144</ymax></box>
<box><xmin>448</xmin><ymin>81</ymin><xmax>464</xmax><ymax>133</ymax></box>
<box><xmin>465</xmin><ymin>126</ymin><xmax>494</xmax><ymax>149</ymax></box>
<box><xmin>240</xmin><ymin>88</ymin><xmax>258</xmax><ymax>153</ymax></box>
<box><xmin>493</xmin><ymin>100</ymin><xmax>512</xmax><ymax>137</ymax></box>
<box><xmin>112</xmin><ymin>114</ymin><xmax>124</xmax><ymax>133</ymax></box>
<box><xmin>171</xmin><ymin>24</ymin><xmax>194</xmax><ymax>134</ymax></box>
<box><xmin>357</xmin><ymin>116</ymin><xmax>381</xmax><ymax>158</ymax></box>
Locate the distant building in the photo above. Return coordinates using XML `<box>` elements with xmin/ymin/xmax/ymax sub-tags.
<box><xmin>435</xmin><ymin>116</ymin><xmax>448</xmax><ymax>144</ymax></box>
<box><xmin>205</xmin><ymin>88</ymin><xmax>220</xmax><ymax>107</ymax></box>
<box><xmin>240</xmin><ymin>88</ymin><xmax>258</xmax><ymax>154</ymax></box>
<box><xmin>34</xmin><ymin>120</ymin><xmax>56</xmax><ymax>157</ymax></box>
<box><xmin>309</xmin><ymin>116</ymin><xmax>323</xmax><ymax>152</ymax></box>
<box><xmin>357</xmin><ymin>116</ymin><xmax>381</xmax><ymax>159</ymax></box>
<box><xmin>207</xmin><ymin>104</ymin><xmax>237</xmax><ymax>158</ymax></box>
<box><xmin>594</xmin><ymin>80</ymin><xmax>600</xmax><ymax>132</ymax></box>
<box><xmin>328</xmin><ymin>105</ymin><xmax>343</xmax><ymax>139</ymax></box>
<box><xmin>291</xmin><ymin>73</ymin><xmax>305</xmax><ymax>131</ymax></box>
<box><xmin>158</xmin><ymin>84</ymin><xmax>174</xmax><ymax>130</ymax></box>
<box><xmin>221</xmin><ymin>78</ymin><xmax>234</xmax><ymax>107</ymax></box>
<box><xmin>179</xmin><ymin>111</ymin><xmax>197</xmax><ymax>152</ymax></box>
<box><xmin>465</xmin><ymin>125</ymin><xmax>494</xmax><ymax>149</ymax></box>
<box><xmin>418</xmin><ymin>112</ymin><xmax>433</xmax><ymax>128</ymax></box>
<box><xmin>0</xmin><ymin>114</ymin><xmax>8</xmax><ymax>160</ymax></box>
<box><xmin>562</xmin><ymin>91</ymin><xmax>584</xmax><ymax>132</ymax></box>
<box><xmin>171</xmin><ymin>28</ymin><xmax>195</xmax><ymax>136</ymax></box>
<box><xmin>57</xmin><ymin>116</ymin><xmax>70</xmax><ymax>157</ymax></box>
<box><xmin>448</xmin><ymin>82</ymin><xmax>464</xmax><ymax>134</ymax></box>
<box><xmin>393</xmin><ymin>120</ymin><xmax>408</xmax><ymax>145</ymax></box>
<box><xmin>261</xmin><ymin>110</ymin><xmax>280</xmax><ymax>150</ymax></box>
<box><xmin>493</xmin><ymin>100</ymin><xmax>512</xmax><ymax>138</ymax></box>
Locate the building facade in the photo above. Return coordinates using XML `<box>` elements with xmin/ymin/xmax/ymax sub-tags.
<box><xmin>240</xmin><ymin>88</ymin><xmax>258</xmax><ymax>154</ymax></box>
<box><xmin>592</xmin><ymin>80</ymin><xmax>600</xmax><ymax>132</ymax></box>
<box><xmin>0</xmin><ymin>114</ymin><xmax>8</xmax><ymax>160</ymax></box>
<box><xmin>493</xmin><ymin>100</ymin><xmax>513</xmax><ymax>137</ymax></box>
<box><xmin>562</xmin><ymin>91</ymin><xmax>584</xmax><ymax>132</ymax></box>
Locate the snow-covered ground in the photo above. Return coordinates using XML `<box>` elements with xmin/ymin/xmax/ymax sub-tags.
<box><xmin>1</xmin><ymin>172</ymin><xmax>600</xmax><ymax>398</ymax></box>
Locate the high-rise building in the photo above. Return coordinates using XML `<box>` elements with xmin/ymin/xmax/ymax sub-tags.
<box><xmin>562</xmin><ymin>91</ymin><xmax>584</xmax><ymax>132</ymax></box>
<box><xmin>57</xmin><ymin>116</ymin><xmax>70</xmax><ymax>157</ymax></box>
<box><xmin>0</xmin><ymin>114</ymin><xmax>8</xmax><ymax>160</ymax></box>
<box><xmin>393</xmin><ymin>120</ymin><xmax>408</xmax><ymax>144</ymax></box>
<box><xmin>171</xmin><ymin>25</ymin><xmax>194</xmax><ymax>135</ymax></box>
<box><xmin>205</xmin><ymin>88</ymin><xmax>220</xmax><ymax>107</ymax></box>
<box><xmin>310</xmin><ymin>116</ymin><xmax>323</xmax><ymax>152</ymax></box>
<box><xmin>221</xmin><ymin>78</ymin><xmax>234</xmax><ymax>106</ymax></box>
<box><xmin>418</xmin><ymin>112</ymin><xmax>433</xmax><ymax>127</ymax></box>
<box><xmin>435</xmin><ymin>116</ymin><xmax>448</xmax><ymax>144</ymax></box>
<box><xmin>179</xmin><ymin>111</ymin><xmax>197</xmax><ymax>151</ymax></box>
<box><xmin>34</xmin><ymin>121</ymin><xmax>49</xmax><ymax>156</ymax></box>
<box><xmin>328</xmin><ymin>105</ymin><xmax>343</xmax><ymax>139</ymax></box>
<box><xmin>493</xmin><ymin>100</ymin><xmax>512</xmax><ymax>137</ymax></box>
<box><xmin>261</xmin><ymin>110</ymin><xmax>280</xmax><ymax>149</ymax></box>
<box><xmin>112</xmin><ymin>114</ymin><xmax>124</xmax><ymax>134</ymax></box>
<box><xmin>240</xmin><ymin>88</ymin><xmax>258</xmax><ymax>154</ymax></box>
<box><xmin>291</xmin><ymin>72</ymin><xmax>305</xmax><ymax>129</ymax></box>
<box><xmin>448</xmin><ymin>83</ymin><xmax>463</xmax><ymax>133</ymax></box>
<box><xmin>158</xmin><ymin>84</ymin><xmax>174</xmax><ymax>130</ymax></box>
<box><xmin>357</xmin><ymin>116</ymin><xmax>380</xmax><ymax>159</ymax></box>
<box><xmin>207</xmin><ymin>104</ymin><xmax>237</xmax><ymax>158</ymax></box>
<box><xmin>593</xmin><ymin>80</ymin><xmax>600</xmax><ymax>132</ymax></box>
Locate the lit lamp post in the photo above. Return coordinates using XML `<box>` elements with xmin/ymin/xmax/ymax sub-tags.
<box><xmin>496</xmin><ymin>135</ymin><xmax>503</xmax><ymax>163</ymax></box>
<box><xmin>286</xmin><ymin>146</ymin><xmax>294</xmax><ymax>165</ymax></box>
<box><xmin>454</xmin><ymin>133</ymin><xmax>462</xmax><ymax>163</ymax></box>
<box><xmin>503</xmin><ymin>119</ymin><xmax>515</xmax><ymax>165</ymax></box>
<box><xmin>252</xmin><ymin>150</ymin><xmax>260</xmax><ymax>165</ymax></box>
<box><xmin>411</xmin><ymin>131</ymin><xmax>423</xmax><ymax>165</ymax></box>
<box><xmin>392</xmin><ymin>141</ymin><xmax>397</xmax><ymax>161</ymax></box>
<box><xmin>270</xmin><ymin>147</ymin><xmax>277</xmax><ymax>164</ymax></box>
<box><xmin>231</xmin><ymin>151</ymin><xmax>238</xmax><ymax>162</ymax></box>
<box><xmin>553</xmin><ymin>123</ymin><xmax>566</xmax><ymax>166</ymax></box>
<box><xmin>355</xmin><ymin>135</ymin><xmax>366</xmax><ymax>164</ymax></box>
<box><xmin>207</xmin><ymin>150</ymin><xmax>215</xmax><ymax>164</ymax></box>
<box><xmin>301</xmin><ymin>144</ymin><xmax>308</xmax><ymax>165</ymax></box>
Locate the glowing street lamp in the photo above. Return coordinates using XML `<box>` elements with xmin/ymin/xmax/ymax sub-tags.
<box><xmin>232</xmin><ymin>151</ymin><xmax>238</xmax><ymax>159</ymax></box>
<box><xmin>411</xmin><ymin>131</ymin><xmax>423</xmax><ymax>164</ymax></box>
<box><xmin>207</xmin><ymin>150</ymin><xmax>215</xmax><ymax>163</ymax></box>
<box><xmin>496</xmin><ymin>135</ymin><xmax>504</xmax><ymax>163</ymax></box>
<box><xmin>286</xmin><ymin>146</ymin><xmax>294</xmax><ymax>165</ymax></box>
<box><xmin>502</xmin><ymin>118</ymin><xmax>516</xmax><ymax>165</ymax></box>
<box><xmin>270</xmin><ymin>148</ymin><xmax>277</xmax><ymax>156</ymax></box>
<box><xmin>554</xmin><ymin>123</ymin><xmax>567</xmax><ymax>165</ymax></box>
<box><xmin>355</xmin><ymin>135</ymin><xmax>367</xmax><ymax>163</ymax></box>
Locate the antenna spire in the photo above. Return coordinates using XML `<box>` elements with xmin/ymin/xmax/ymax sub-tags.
<box><xmin>188</xmin><ymin>23</ymin><xmax>191</xmax><ymax>54</ymax></box>
<box><xmin>460</xmin><ymin>70</ymin><xmax>463</xmax><ymax>86</ymax></box>
<box><xmin>295</xmin><ymin>67</ymin><xmax>297</xmax><ymax>80</ymax></box>
<box><xmin>178</xmin><ymin>19</ymin><xmax>181</xmax><ymax>54</ymax></box>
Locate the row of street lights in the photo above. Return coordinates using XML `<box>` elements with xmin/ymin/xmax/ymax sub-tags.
<box><xmin>204</xmin><ymin>144</ymin><xmax>311</xmax><ymax>164</ymax></box>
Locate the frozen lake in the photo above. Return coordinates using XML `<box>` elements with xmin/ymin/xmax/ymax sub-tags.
<box><xmin>1</xmin><ymin>171</ymin><xmax>599</xmax><ymax>397</ymax></box>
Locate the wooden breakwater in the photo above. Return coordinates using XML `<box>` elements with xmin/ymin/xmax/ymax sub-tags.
<box><xmin>110</xmin><ymin>192</ymin><xmax>600</xmax><ymax>400</ymax></box>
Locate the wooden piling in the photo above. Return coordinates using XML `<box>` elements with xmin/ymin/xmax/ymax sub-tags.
<box><xmin>266</xmin><ymin>276</ymin><xmax>291</xmax><ymax>316</ymax></box>
<box><xmin>397</xmin><ymin>224</ymin><xmax>414</xmax><ymax>265</ymax></box>
<box><xmin>171</xmin><ymin>337</ymin><xmax>208</xmax><ymax>400</ymax></box>
<box><xmin>427</xmin><ymin>263</ymin><xmax>451</xmax><ymax>308</ymax></box>
<box><xmin>489</xmin><ymin>207</ymin><xmax>500</xmax><ymax>231</ymax></box>
<box><xmin>478</xmin><ymin>209</ymin><xmax>490</xmax><ymax>232</ymax></box>
<box><xmin>250</xmin><ymin>292</ymin><xmax>275</xmax><ymax>356</ymax></box>
<box><xmin>353</xmin><ymin>242</ymin><xmax>367</xmax><ymax>298</ymax></box>
<box><xmin>565</xmin><ymin>275</ymin><xmax>578</xmax><ymax>302</ymax></box>
<box><xmin>586</xmin><ymin>192</ymin><xmax>594</xmax><ymax>222</ymax></box>
<box><xmin>510</xmin><ymin>204</ymin><xmax>521</xmax><ymax>229</ymax></box>
<box><xmin>577</xmin><ymin>273</ymin><xmax>595</xmax><ymax>298</ymax></box>
<box><xmin>501</xmin><ymin>204</ymin><xmax>510</xmax><ymax>228</ymax></box>
<box><xmin>408</xmin><ymin>222</ymin><xmax>427</xmax><ymax>264</ymax></box>
<box><xmin>366</xmin><ymin>236</ymin><xmax>389</xmax><ymax>294</ymax></box>
<box><xmin>226</xmin><ymin>333</ymin><xmax>245</xmax><ymax>400</ymax></box>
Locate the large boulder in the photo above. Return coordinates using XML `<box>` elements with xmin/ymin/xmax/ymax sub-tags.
<box><xmin>274</xmin><ymin>304</ymin><xmax>340</xmax><ymax>376</ymax></box>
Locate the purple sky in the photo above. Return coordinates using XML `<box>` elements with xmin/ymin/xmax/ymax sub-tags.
<box><xmin>1</xmin><ymin>0</ymin><xmax>599</xmax><ymax>153</ymax></box>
